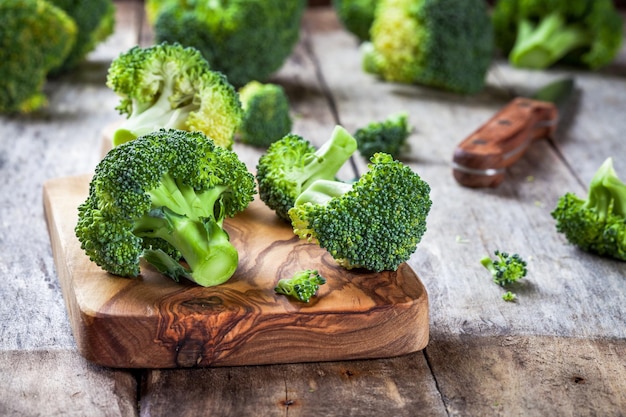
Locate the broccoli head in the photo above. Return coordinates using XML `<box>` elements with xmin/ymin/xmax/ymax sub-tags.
<box><xmin>551</xmin><ymin>158</ymin><xmax>626</xmax><ymax>261</ymax></box>
<box><xmin>47</xmin><ymin>0</ymin><xmax>115</xmax><ymax>74</ymax></box>
<box><xmin>0</xmin><ymin>0</ymin><xmax>77</xmax><ymax>113</ymax></box>
<box><xmin>362</xmin><ymin>0</ymin><xmax>494</xmax><ymax>95</ymax></box>
<box><xmin>480</xmin><ymin>251</ymin><xmax>528</xmax><ymax>287</ymax></box>
<box><xmin>237</xmin><ymin>81</ymin><xmax>293</xmax><ymax>148</ymax></box>
<box><xmin>289</xmin><ymin>152</ymin><xmax>432</xmax><ymax>272</ymax></box>
<box><xmin>492</xmin><ymin>0</ymin><xmax>623</xmax><ymax>70</ymax></box>
<box><xmin>275</xmin><ymin>270</ymin><xmax>327</xmax><ymax>303</ymax></box>
<box><xmin>75</xmin><ymin>129</ymin><xmax>256</xmax><ymax>287</ymax></box>
<box><xmin>149</xmin><ymin>0</ymin><xmax>306</xmax><ymax>87</ymax></box>
<box><xmin>353</xmin><ymin>111</ymin><xmax>411</xmax><ymax>159</ymax></box>
<box><xmin>106</xmin><ymin>42</ymin><xmax>243</xmax><ymax>148</ymax></box>
<box><xmin>332</xmin><ymin>0</ymin><xmax>380</xmax><ymax>42</ymax></box>
<box><xmin>256</xmin><ymin>126</ymin><xmax>358</xmax><ymax>222</ymax></box>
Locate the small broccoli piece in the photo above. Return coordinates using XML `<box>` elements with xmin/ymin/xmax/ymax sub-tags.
<box><xmin>480</xmin><ymin>251</ymin><xmax>528</xmax><ymax>287</ymax></box>
<box><xmin>353</xmin><ymin>112</ymin><xmax>411</xmax><ymax>159</ymax></box>
<box><xmin>75</xmin><ymin>129</ymin><xmax>256</xmax><ymax>287</ymax></box>
<box><xmin>106</xmin><ymin>42</ymin><xmax>243</xmax><ymax>148</ymax></box>
<box><xmin>256</xmin><ymin>126</ymin><xmax>359</xmax><ymax>222</ymax></box>
<box><xmin>289</xmin><ymin>152</ymin><xmax>432</xmax><ymax>272</ymax></box>
<box><xmin>148</xmin><ymin>0</ymin><xmax>306</xmax><ymax>87</ymax></box>
<box><xmin>237</xmin><ymin>81</ymin><xmax>293</xmax><ymax>148</ymax></box>
<box><xmin>361</xmin><ymin>0</ymin><xmax>494</xmax><ymax>95</ymax></box>
<box><xmin>551</xmin><ymin>158</ymin><xmax>626</xmax><ymax>261</ymax></box>
<box><xmin>0</xmin><ymin>0</ymin><xmax>77</xmax><ymax>113</ymax></box>
<box><xmin>492</xmin><ymin>0</ymin><xmax>623</xmax><ymax>70</ymax></box>
<box><xmin>275</xmin><ymin>270</ymin><xmax>326</xmax><ymax>303</ymax></box>
<box><xmin>502</xmin><ymin>291</ymin><xmax>517</xmax><ymax>302</ymax></box>
<box><xmin>332</xmin><ymin>0</ymin><xmax>380</xmax><ymax>42</ymax></box>
<box><xmin>47</xmin><ymin>0</ymin><xmax>115</xmax><ymax>74</ymax></box>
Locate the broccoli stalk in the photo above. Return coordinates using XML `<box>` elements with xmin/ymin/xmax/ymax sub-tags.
<box><xmin>551</xmin><ymin>158</ymin><xmax>626</xmax><ymax>261</ymax></box>
<box><xmin>256</xmin><ymin>126</ymin><xmax>358</xmax><ymax>221</ymax></box>
<box><xmin>289</xmin><ymin>152</ymin><xmax>432</xmax><ymax>272</ymax></box>
<box><xmin>75</xmin><ymin>129</ymin><xmax>256</xmax><ymax>286</ymax></box>
<box><xmin>510</xmin><ymin>13</ymin><xmax>590</xmax><ymax>69</ymax></box>
<box><xmin>275</xmin><ymin>270</ymin><xmax>326</xmax><ymax>303</ymax></box>
<box><xmin>107</xmin><ymin>43</ymin><xmax>243</xmax><ymax>148</ymax></box>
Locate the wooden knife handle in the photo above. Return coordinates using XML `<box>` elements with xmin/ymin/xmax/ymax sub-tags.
<box><xmin>452</xmin><ymin>97</ymin><xmax>558</xmax><ymax>188</ymax></box>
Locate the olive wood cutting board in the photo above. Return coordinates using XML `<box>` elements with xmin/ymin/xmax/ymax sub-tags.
<box><xmin>42</xmin><ymin>174</ymin><xmax>429</xmax><ymax>368</ymax></box>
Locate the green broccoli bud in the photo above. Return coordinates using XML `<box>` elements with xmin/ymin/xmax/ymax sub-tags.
<box><xmin>332</xmin><ymin>0</ymin><xmax>380</xmax><ymax>42</ymax></box>
<box><xmin>75</xmin><ymin>129</ymin><xmax>256</xmax><ymax>287</ymax></box>
<box><xmin>353</xmin><ymin>112</ymin><xmax>411</xmax><ymax>159</ymax></box>
<box><xmin>551</xmin><ymin>158</ymin><xmax>626</xmax><ymax>261</ymax></box>
<box><xmin>275</xmin><ymin>270</ymin><xmax>327</xmax><ymax>303</ymax></box>
<box><xmin>480</xmin><ymin>251</ymin><xmax>528</xmax><ymax>287</ymax></box>
<box><xmin>502</xmin><ymin>291</ymin><xmax>517</xmax><ymax>302</ymax></box>
<box><xmin>106</xmin><ymin>42</ymin><xmax>243</xmax><ymax>149</ymax></box>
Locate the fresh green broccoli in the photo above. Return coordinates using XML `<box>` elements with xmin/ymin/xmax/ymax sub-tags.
<box><xmin>106</xmin><ymin>42</ymin><xmax>243</xmax><ymax>148</ymax></box>
<box><xmin>289</xmin><ymin>152</ymin><xmax>432</xmax><ymax>272</ymax></box>
<box><xmin>75</xmin><ymin>129</ymin><xmax>256</xmax><ymax>287</ymax></box>
<box><xmin>275</xmin><ymin>270</ymin><xmax>327</xmax><ymax>303</ymax></box>
<box><xmin>148</xmin><ymin>0</ymin><xmax>306</xmax><ymax>87</ymax></box>
<box><xmin>551</xmin><ymin>158</ymin><xmax>626</xmax><ymax>261</ymax></box>
<box><xmin>47</xmin><ymin>0</ymin><xmax>115</xmax><ymax>74</ymax></box>
<box><xmin>480</xmin><ymin>251</ymin><xmax>528</xmax><ymax>287</ymax></box>
<box><xmin>332</xmin><ymin>0</ymin><xmax>380</xmax><ymax>42</ymax></box>
<box><xmin>492</xmin><ymin>0</ymin><xmax>623</xmax><ymax>70</ymax></box>
<box><xmin>361</xmin><ymin>0</ymin><xmax>494</xmax><ymax>95</ymax></box>
<box><xmin>353</xmin><ymin>112</ymin><xmax>411</xmax><ymax>159</ymax></box>
<box><xmin>0</xmin><ymin>0</ymin><xmax>77</xmax><ymax>113</ymax></box>
<box><xmin>237</xmin><ymin>81</ymin><xmax>293</xmax><ymax>148</ymax></box>
<box><xmin>256</xmin><ymin>126</ymin><xmax>358</xmax><ymax>222</ymax></box>
<box><xmin>502</xmin><ymin>291</ymin><xmax>517</xmax><ymax>302</ymax></box>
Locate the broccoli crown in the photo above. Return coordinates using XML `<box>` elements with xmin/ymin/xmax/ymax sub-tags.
<box><xmin>362</xmin><ymin>0</ymin><xmax>494</xmax><ymax>94</ymax></box>
<box><xmin>106</xmin><ymin>42</ymin><xmax>243</xmax><ymax>149</ymax></box>
<box><xmin>237</xmin><ymin>81</ymin><xmax>293</xmax><ymax>148</ymax></box>
<box><xmin>480</xmin><ymin>251</ymin><xmax>528</xmax><ymax>286</ymax></box>
<box><xmin>256</xmin><ymin>126</ymin><xmax>358</xmax><ymax>222</ymax></box>
<box><xmin>492</xmin><ymin>0</ymin><xmax>623</xmax><ymax>70</ymax></box>
<box><xmin>47</xmin><ymin>0</ymin><xmax>115</xmax><ymax>74</ymax></box>
<box><xmin>332</xmin><ymin>0</ymin><xmax>380</xmax><ymax>42</ymax></box>
<box><xmin>354</xmin><ymin>111</ymin><xmax>411</xmax><ymax>159</ymax></box>
<box><xmin>150</xmin><ymin>0</ymin><xmax>306</xmax><ymax>87</ymax></box>
<box><xmin>551</xmin><ymin>158</ymin><xmax>626</xmax><ymax>261</ymax></box>
<box><xmin>75</xmin><ymin>129</ymin><xmax>256</xmax><ymax>287</ymax></box>
<box><xmin>288</xmin><ymin>152</ymin><xmax>432</xmax><ymax>272</ymax></box>
<box><xmin>274</xmin><ymin>270</ymin><xmax>327</xmax><ymax>303</ymax></box>
<box><xmin>0</xmin><ymin>0</ymin><xmax>77</xmax><ymax>113</ymax></box>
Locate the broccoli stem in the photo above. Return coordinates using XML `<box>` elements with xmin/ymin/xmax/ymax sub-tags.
<box><xmin>134</xmin><ymin>173</ymin><xmax>238</xmax><ymax>286</ymax></box>
<box><xmin>510</xmin><ymin>12</ymin><xmax>589</xmax><ymax>69</ymax></box>
<box><xmin>297</xmin><ymin>125</ymin><xmax>358</xmax><ymax>190</ymax></box>
<box><xmin>295</xmin><ymin>179</ymin><xmax>353</xmax><ymax>206</ymax></box>
<box><xmin>113</xmin><ymin>76</ymin><xmax>194</xmax><ymax>146</ymax></box>
<box><xmin>586</xmin><ymin>157</ymin><xmax>626</xmax><ymax>218</ymax></box>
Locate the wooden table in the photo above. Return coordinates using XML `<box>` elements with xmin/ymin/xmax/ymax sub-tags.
<box><xmin>1</xmin><ymin>2</ymin><xmax>624</xmax><ymax>416</ymax></box>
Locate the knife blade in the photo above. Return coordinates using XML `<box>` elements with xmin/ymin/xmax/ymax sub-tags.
<box><xmin>452</xmin><ymin>78</ymin><xmax>575</xmax><ymax>188</ymax></box>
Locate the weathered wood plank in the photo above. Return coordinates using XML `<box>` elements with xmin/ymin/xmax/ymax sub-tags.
<box><xmin>0</xmin><ymin>350</ymin><xmax>137</xmax><ymax>417</ymax></box>
<box><xmin>140</xmin><ymin>353</ymin><xmax>447</xmax><ymax>417</ymax></box>
<box><xmin>425</xmin><ymin>335</ymin><xmax>626</xmax><ymax>417</ymax></box>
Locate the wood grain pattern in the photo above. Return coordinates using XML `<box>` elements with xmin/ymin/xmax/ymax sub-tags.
<box><xmin>42</xmin><ymin>174</ymin><xmax>429</xmax><ymax>368</ymax></box>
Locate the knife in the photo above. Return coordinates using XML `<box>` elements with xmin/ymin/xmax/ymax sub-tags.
<box><xmin>452</xmin><ymin>78</ymin><xmax>575</xmax><ymax>188</ymax></box>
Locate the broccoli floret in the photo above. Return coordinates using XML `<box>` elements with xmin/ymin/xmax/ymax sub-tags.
<box><xmin>275</xmin><ymin>270</ymin><xmax>327</xmax><ymax>303</ymax></box>
<box><xmin>75</xmin><ymin>129</ymin><xmax>256</xmax><ymax>287</ymax></box>
<box><xmin>361</xmin><ymin>0</ymin><xmax>494</xmax><ymax>95</ymax></box>
<box><xmin>47</xmin><ymin>0</ymin><xmax>115</xmax><ymax>74</ymax></box>
<box><xmin>0</xmin><ymin>0</ymin><xmax>77</xmax><ymax>113</ymax></box>
<box><xmin>480</xmin><ymin>251</ymin><xmax>528</xmax><ymax>286</ymax></box>
<box><xmin>289</xmin><ymin>152</ymin><xmax>432</xmax><ymax>272</ymax></box>
<box><xmin>237</xmin><ymin>81</ymin><xmax>293</xmax><ymax>148</ymax></box>
<box><xmin>332</xmin><ymin>0</ymin><xmax>380</xmax><ymax>42</ymax></box>
<box><xmin>106</xmin><ymin>42</ymin><xmax>243</xmax><ymax>148</ymax></box>
<box><xmin>502</xmin><ymin>291</ymin><xmax>517</xmax><ymax>302</ymax></box>
<box><xmin>256</xmin><ymin>126</ymin><xmax>358</xmax><ymax>222</ymax></box>
<box><xmin>551</xmin><ymin>158</ymin><xmax>626</xmax><ymax>261</ymax></box>
<box><xmin>492</xmin><ymin>0</ymin><xmax>623</xmax><ymax>70</ymax></box>
<box><xmin>148</xmin><ymin>0</ymin><xmax>306</xmax><ymax>87</ymax></box>
<box><xmin>353</xmin><ymin>112</ymin><xmax>411</xmax><ymax>160</ymax></box>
